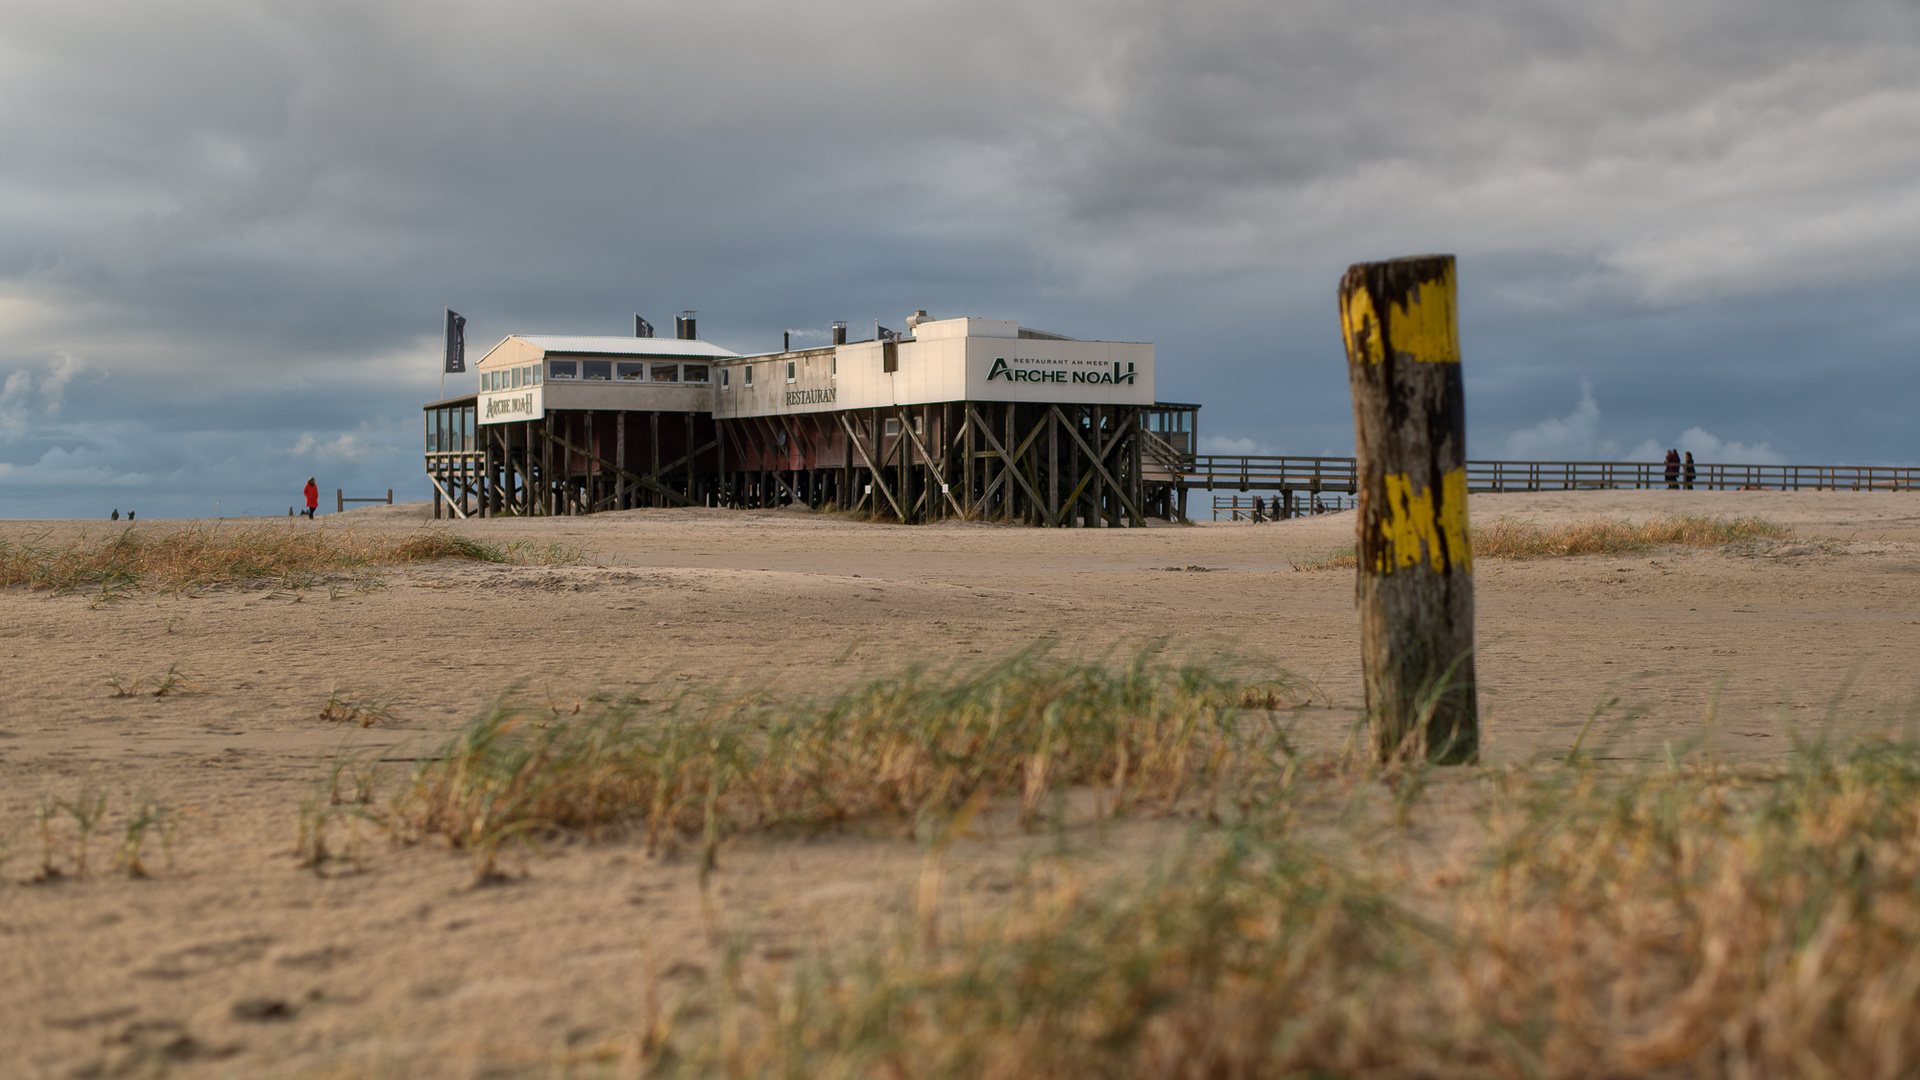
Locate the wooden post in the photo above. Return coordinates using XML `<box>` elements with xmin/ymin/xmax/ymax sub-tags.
<box><xmin>1091</xmin><ymin>406</ymin><xmax>1105</xmax><ymax>526</ymax></box>
<box><xmin>1339</xmin><ymin>254</ymin><xmax>1478</xmax><ymax>764</ymax></box>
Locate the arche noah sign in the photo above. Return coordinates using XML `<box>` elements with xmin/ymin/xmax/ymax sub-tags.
<box><xmin>987</xmin><ymin>357</ymin><xmax>1135</xmax><ymax>385</ymax></box>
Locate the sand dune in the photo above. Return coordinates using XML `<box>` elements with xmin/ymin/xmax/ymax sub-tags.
<box><xmin>3</xmin><ymin>490</ymin><xmax>1917</xmax><ymax>1077</ymax></box>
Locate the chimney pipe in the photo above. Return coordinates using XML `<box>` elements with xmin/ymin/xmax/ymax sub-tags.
<box><xmin>831</xmin><ymin>320</ymin><xmax>847</xmax><ymax>345</ymax></box>
<box><xmin>675</xmin><ymin>311</ymin><xmax>697</xmax><ymax>340</ymax></box>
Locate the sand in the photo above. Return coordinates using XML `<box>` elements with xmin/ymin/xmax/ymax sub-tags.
<box><xmin>2</xmin><ymin>490</ymin><xmax>1917</xmax><ymax>1077</ymax></box>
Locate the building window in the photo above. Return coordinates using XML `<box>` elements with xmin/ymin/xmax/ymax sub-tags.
<box><xmin>650</xmin><ymin>363</ymin><xmax>680</xmax><ymax>383</ymax></box>
<box><xmin>744</xmin><ymin>365</ymin><xmax>754</xmax><ymax>386</ymax></box>
<box><xmin>548</xmin><ymin>360</ymin><xmax>578</xmax><ymax>380</ymax></box>
<box><xmin>785</xmin><ymin>360</ymin><xmax>796</xmax><ymax>383</ymax></box>
<box><xmin>913</xmin><ymin>415</ymin><xmax>924</xmax><ymax>436</ymax></box>
<box><xmin>616</xmin><ymin>362</ymin><xmax>645</xmax><ymax>381</ymax></box>
<box><xmin>720</xmin><ymin>369</ymin><xmax>730</xmax><ymax>391</ymax></box>
<box><xmin>830</xmin><ymin>356</ymin><xmax>837</xmax><ymax>378</ymax></box>
<box><xmin>530</xmin><ymin>365</ymin><xmax>541</xmax><ymax>385</ymax></box>
<box><xmin>884</xmin><ymin>417</ymin><xmax>900</xmax><ymax>437</ymax></box>
<box><xmin>583</xmin><ymin>360</ymin><xmax>612</xmax><ymax>381</ymax></box>
<box><xmin>683</xmin><ymin>364</ymin><xmax>709</xmax><ymax>383</ymax></box>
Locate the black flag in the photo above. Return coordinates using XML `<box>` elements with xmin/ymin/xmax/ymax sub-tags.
<box><xmin>635</xmin><ymin>314</ymin><xmax>654</xmax><ymax>338</ymax></box>
<box><xmin>444</xmin><ymin>309</ymin><xmax>467</xmax><ymax>373</ymax></box>
<box><xmin>877</xmin><ymin>326</ymin><xmax>900</xmax><ymax>342</ymax></box>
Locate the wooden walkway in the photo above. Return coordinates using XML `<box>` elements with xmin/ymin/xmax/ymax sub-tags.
<box><xmin>1152</xmin><ymin>455</ymin><xmax>1919</xmax><ymax>501</ymax></box>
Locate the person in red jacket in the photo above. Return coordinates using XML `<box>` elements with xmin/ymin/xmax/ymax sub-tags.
<box><xmin>303</xmin><ymin>477</ymin><xmax>319</xmax><ymax>519</ymax></box>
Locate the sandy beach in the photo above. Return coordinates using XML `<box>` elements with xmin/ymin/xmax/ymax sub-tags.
<box><xmin>3</xmin><ymin>489</ymin><xmax>1918</xmax><ymax>1077</ymax></box>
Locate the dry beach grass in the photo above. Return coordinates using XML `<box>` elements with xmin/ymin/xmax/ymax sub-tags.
<box><xmin>0</xmin><ymin>520</ymin><xmax>581</xmax><ymax>596</ymax></box>
<box><xmin>1299</xmin><ymin>512</ymin><xmax>1791</xmax><ymax>570</ymax></box>
<box><xmin>2</xmin><ymin>489</ymin><xmax>1919</xmax><ymax>1078</ymax></box>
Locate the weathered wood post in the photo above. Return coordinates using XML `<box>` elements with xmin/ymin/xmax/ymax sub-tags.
<box><xmin>1339</xmin><ymin>254</ymin><xmax>1478</xmax><ymax>764</ymax></box>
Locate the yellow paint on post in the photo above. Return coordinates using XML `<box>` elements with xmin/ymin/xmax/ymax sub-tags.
<box><xmin>1374</xmin><ymin>467</ymin><xmax>1472</xmax><ymax>574</ymax></box>
<box><xmin>1385</xmin><ymin>262</ymin><xmax>1459</xmax><ymax>365</ymax></box>
<box><xmin>1344</xmin><ymin>261</ymin><xmax>1459</xmax><ymax>366</ymax></box>
<box><xmin>1341</xmin><ymin>285</ymin><xmax>1385</xmax><ymax>366</ymax></box>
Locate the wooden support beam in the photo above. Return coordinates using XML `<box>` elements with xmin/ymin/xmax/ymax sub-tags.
<box><xmin>616</xmin><ymin>411</ymin><xmax>627</xmax><ymax>510</ymax></box>
<box><xmin>1340</xmin><ymin>253</ymin><xmax>1477</xmax><ymax>765</ymax></box>
<box><xmin>1127</xmin><ymin>406</ymin><xmax>1144</xmax><ymax>527</ymax></box>
<box><xmin>1047</xmin><ymin>407</ymin><xmax>1059</xmax><ymax>525</ymax></box>
<box><xmin>1049</xmin><ymin>405</ymin><xmax>1144</xmax><ymax>526</ymax></box>
<box><xmin>837</xmin><ymin>411</ymin><xmax>905</xmax><ymax>521</ymax></box>
<box><xmin>895</xmin><ymin>405</ymin><xmax>967</xmax><ymax>519</ymax></box>
<box><xmin>426</xmin><ymin>472</ymin><xmax>469</xmax><ymax>519</ymax></box>
<box><xmin>539</xmin><ymin>419</ymin><xmax>552</xmax><ymax>516</ymax></box>
<box><xmin>544</xmin><ymin>428</ymin><xmax>693</xmax><ymax>507</ymax></box>
<box><xmin>654</xmin><ymin>439</ymin><xmax>718</xmax><ymax>481</ymax></box>
<box><xmin>961</xmin><ymin>407</ymin><xmax>975</xmax><ymax>516</ymax></box>
<box><xmin>967</xmin><ymin>404</ymin><xmax>1052</xmax><ymax>523</ymax></box>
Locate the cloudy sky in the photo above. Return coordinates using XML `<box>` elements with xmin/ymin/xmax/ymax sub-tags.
<box><xmin>3</xmin><ymin>0</ymin><xmax>1917</xmax><ymax>517</ymax></box>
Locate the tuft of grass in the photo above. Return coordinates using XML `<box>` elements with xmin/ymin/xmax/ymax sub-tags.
<box><xmin>1293</xmin><ymin>543</ymin><xmax>1357</xmax><ymax>571</ymax></box>
<box><xmin>387</xmin><ymin>645</ymin><xmax>1309</xmax><ymax>879</ymax></box>
<box><xmin>1299</xmin><ymin>514</ymin><xmax>1790</xmax><ymax>569</ymax></box>
<box><xmin>114</xmin><ymin>793</ymin><xmax>179</xmax><ymax>878</ymax></box>
<box><xmin>651</xmin><ymin>737</ymin><xmax>1920</xmax><ymax>1079</ymax></box>
<box><xmin>109</xmin><ymin>662</ymin><xmax>207</xmax><ymax>697</ymax></box>
<box><xmin>32</xmin><ymin>784</ymin><xmax>111</xmax><ymax>879</ymax></box>
<box><xmin>318</xmin><ymin>685</ymin><xmax>402</xmax><ymax>727</ymax></box>
<box><xmin>391</xmin><ymin>531</ymin><xmax>512</xmax><ymax>563</ymax></box>
<box><xmin>295</xmin><ymin>754</ymin><xmax>385</xmax><ymax>875</ymax></box>
<box><xmin>1475</xmin><ymin>512</ymin><xmax>1789</xmax><ymax>558</ymax></box>
<box><xmin>0</xmin><ymin>523</ymin><xmax>519</xmax><ymax>594</ymax></box>
<box><xmin>8</xmin><ymin>786</ymin><xmax>188</xmax><ymax>883</ymax></box>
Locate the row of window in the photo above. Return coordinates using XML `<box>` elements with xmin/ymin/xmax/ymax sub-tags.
<box><xmin>482</xmin><ymin>355</ymin><xmax>849</xmax><ymax>395</ymax></box>
<box><xmin>426</xmin><ymin>405</ymin><xmax>476</xmax><ymax>453</ymax></box>
<box><xmin>717</xmin><ymin>356</ymin><xmax>837</xmax><ymax>392</ymax></box>
<box><xmin>482</xmin><ymin>360</ymin><xmax>713</xmax><ymax>391</ymax></box>
<box><xmin>481</xmin><ymin>364</ymin><xmax>544</xmax><ymax>392</ymax></box>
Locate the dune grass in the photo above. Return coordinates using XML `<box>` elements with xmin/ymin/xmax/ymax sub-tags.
<box><xmin>0</xmin><ymin>522</ymin><xmax>535</xmax><ymax>594</ymax></box>
<box><xmin>280</xmin><ymin>644</ymin><xmax>1920</xmax><ymax>1076</ymax></box>
<box><xmin>1300</xmin><ymin>513</ymin><xmax>1791</xmax><ymax>570</ymax></box>
<box><xmin>373</xmin><ymin>645</ymin><xmax>1309</xmax><ymax>877</ymax></box>
<box><xmin>643</xmin><ymin>736</ymin><xmax>1920</xmax><ymax>1079</ymax></box>
<box><xmin>1475</xmin><ymin>512</ymin><xmax>1789</xmax><ymax>558</ymax></box>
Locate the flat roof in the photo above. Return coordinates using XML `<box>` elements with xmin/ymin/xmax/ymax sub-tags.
<box><xmin>513</xmin><ymin>335</ymin><xmax>738</xmax><ymax>358</ymax></box>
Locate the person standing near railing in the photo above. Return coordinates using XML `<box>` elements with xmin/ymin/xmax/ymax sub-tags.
<box><xmin>1684</xmin><ymin>452</ymin><xmax>1697</xmax><ymax>490</ymax></box>
<box><xmin>1665</xmin><ymin>449</ymin><xmax>1681</xmax><ymax>489</ymax></box>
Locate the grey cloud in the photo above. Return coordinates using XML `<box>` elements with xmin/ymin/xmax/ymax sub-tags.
<box><xmin>2</xmin><ymin>0</ymin><xmax>1918</xmax><ymax>516</ymax></box>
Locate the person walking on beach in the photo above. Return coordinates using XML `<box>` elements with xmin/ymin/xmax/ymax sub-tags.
<box><xmin>303</xmin><ymin>477</ymin><xmax>319</xmax><ymax>519</ymax></box>
<box><xmin>1684</xmin><ymin>451</ymin><xmax>1697</xmax><ymax>490</ymax></box>
<box><xmin>1665</xmin><ymin>449</ymin><xmax>1681</xmax><ymax>489</ymax></box>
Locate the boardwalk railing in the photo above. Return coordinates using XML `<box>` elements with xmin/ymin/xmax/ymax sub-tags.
<box><xmin>337</xmin><ymin>488</ymin><xmax>395</xmax><ymax>512</ymax></box>
<box><xmin>1148</xmin><ymin>455</ymin><xmax>1918</xmax><ymax>495</ymax></box>
<box><xmin>1213</xmin><ymin>493</ymin><xmax>1354</xmax><ymax>522</ymax></box>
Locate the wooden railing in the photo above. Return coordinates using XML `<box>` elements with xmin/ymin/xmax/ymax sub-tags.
<box><xmin>1147</xmin><ymin>455</ymin><xmax>1919</xmax><ymax>494</ymax></box>
<box><xmin>1213</xmin><ymin>493</ymin><xmax>1354</xmax><ymax>521</ymax></box>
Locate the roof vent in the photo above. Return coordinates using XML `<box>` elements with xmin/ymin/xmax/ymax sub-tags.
<box><xmin>905</xmin><ymin>310</ymin><xmax>932</xmax><ymax>328</ymax></box>
<box><xmin>831</xmin><ymin>320</ymin><xmax>847</xmax><ymax>345</ymax></box>
<box><xmin>675</xmin><ymin>311</ymin><xmax>697</xmax><ymax>340</ymax></box>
